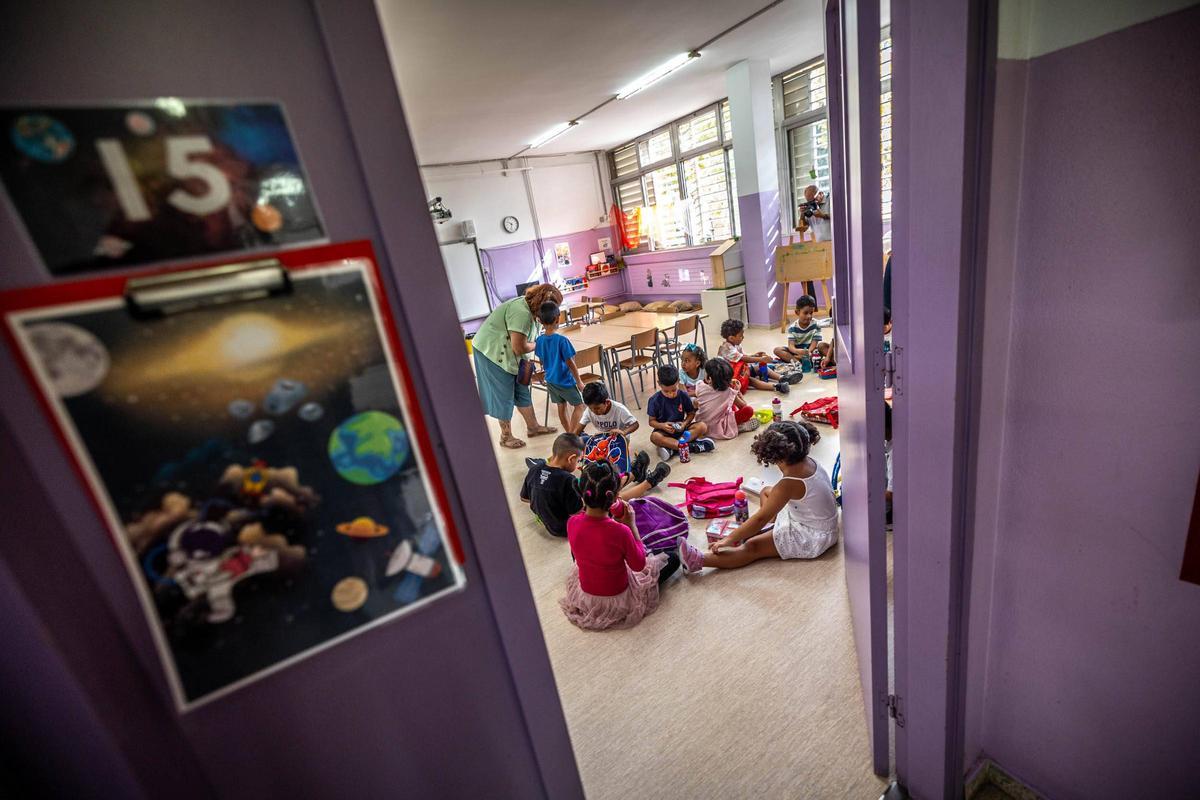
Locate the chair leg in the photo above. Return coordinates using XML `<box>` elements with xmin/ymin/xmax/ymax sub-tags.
<box><xmin>543</xmin><ymin>387</ymin><xmax>551</xmax><ymax>427</ymax></box>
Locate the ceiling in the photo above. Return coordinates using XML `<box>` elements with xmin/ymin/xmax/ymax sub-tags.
<box><xmin>376</xmin><ymin>0</ymin><xmax>826</xmax><ymax>165</ymax></box>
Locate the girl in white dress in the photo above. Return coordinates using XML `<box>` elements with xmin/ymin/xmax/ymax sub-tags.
<box><xmin>677</xmin><ymin>421</ymin><xmax>838</xmax><ymax>571</ymax></box>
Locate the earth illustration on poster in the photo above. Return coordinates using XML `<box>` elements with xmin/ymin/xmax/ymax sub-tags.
<box><xmin>8</xmin><ymin>260</ymin><xmax>462</xmax><ymax>708</ymax></box>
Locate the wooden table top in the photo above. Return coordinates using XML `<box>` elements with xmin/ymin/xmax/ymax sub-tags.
<box><xmin>560</xmin><ymin>326</ymin><xmax>639</xmax><ymax>348</ymax></box>
<box><xmin>598</xmin><ymin>311</ymin><xmax>709</xmax><ymax>331</ymax></box>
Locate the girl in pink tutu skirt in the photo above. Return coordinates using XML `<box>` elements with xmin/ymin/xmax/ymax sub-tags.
<box><xmin>560</xmin><ymin>461</ymin><xmax>681</xmax><ymax>630</ymax></box>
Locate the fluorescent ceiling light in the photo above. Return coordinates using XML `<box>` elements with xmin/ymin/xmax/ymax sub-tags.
<box><xmin>530</xmin><ymin>120</ymin><xmax>578</xmax><ymax>149</ymax></box>
<box><xmin>617</xmin><ymin>51</ymin><xmax>701</xmax><ymax>99</ymax></box>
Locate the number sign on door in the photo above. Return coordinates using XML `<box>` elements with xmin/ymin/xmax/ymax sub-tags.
<box><xmin>0</xmin><ymin>102</ymin><xmax>325</xmax><ymax>275</ymax></box>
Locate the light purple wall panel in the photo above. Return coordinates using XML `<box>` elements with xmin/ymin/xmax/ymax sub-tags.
<box><xmin>623</xmin><ymin>246</ymin><xmax>713</xmax><ymax>300</ymax></box>
<box><xmin>975</xmin><ymin>8</ymin><xmax>1200</xmax><ymax>798</ymax></box>
<box><xmin>482</xmin><ymin>226</ymin><xmax>622</xmax><ymax>303</ymax></box>
<box><xmin>737</xmin><ymin>190</ymin><xmax>784</xmax><ymax>326</ymax></box>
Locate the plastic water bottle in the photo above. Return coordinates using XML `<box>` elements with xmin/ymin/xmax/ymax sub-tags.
<box><xmin>678</xmin><ymin>432</ymin><xmax>691</xmax><ymax>463</ymax></box>
<box><xmin>772</xmin><ymin>397</ymin><xmax>783</xmax><ymax>423</ymax></box>
<box><xmin>733</xmin><ymin>490</ymin><xmax>749</xmax><ymax>523</ymax></box>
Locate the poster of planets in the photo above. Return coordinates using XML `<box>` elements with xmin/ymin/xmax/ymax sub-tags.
<box><xmin>0</xmin><ymin>244</ymin><xmax>464</xmax><ymax>710</ymax></box>
<box><xmin>0</xmin><ymin>101</ymin><xmax>325</xmax><ymax>275</ymax></box>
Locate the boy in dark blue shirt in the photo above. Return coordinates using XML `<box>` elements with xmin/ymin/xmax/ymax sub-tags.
<box><xmin>534</xmin><ymin>302</ymin><xmax>584</xmax><ymax>432</ymax></box>
<box><xmin>647</xmin><ymin>365</ymin><xmax>716</xmax><ymax>462</ymax></box>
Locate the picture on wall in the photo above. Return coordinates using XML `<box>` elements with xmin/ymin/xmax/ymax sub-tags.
<box><xmin>0</xmin><ymin>101</ymin><xmax>325</xmax><ymax>275</ymax></box>
<box><xmin>0</xmin><ymin>241</ymin><xmax>463</xmax><ymax>710</ymax></box>
<box><xmin>597</xmin><ymin>236</ymin><xmax>612</xmax><ymax>253</ymax></box>
<box><xmin>554</xmin><ymin>242</ymin><xmax>571</xmax><ymax>268</ymax></box>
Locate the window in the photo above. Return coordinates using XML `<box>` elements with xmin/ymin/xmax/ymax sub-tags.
<box><xmin>637</xmin><ymin>130</ymin><xmax>672</xmax><ymax>167</ymax></box>
<box><xmin>643</xmin><ymin>165</ymin><xmax>688</xmax><ymax>249</ymax></box>
<box><xmin>776</xmin><ymin>32</ymin><xmax>891</xmax><ymax>231</ymax></box>
<box><xmin>880</xmin><ymin>32</ymin><xmax>893</xmax><ymax>226</ymax></box>
<box><xmin>683</xmin><ymin>149</ymin><xmax>732</xmax><ymax>244</ymax></box>
<box><xmin>608</xmin><ymin>101</ymin><xmax>738</xmax><ymax>252</ymax></box>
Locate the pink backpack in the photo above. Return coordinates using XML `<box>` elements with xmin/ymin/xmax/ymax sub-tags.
<box><xmin>669</xmin><ymin>476</ymin><xmax>744</xmax><ymax>519</ymax></box>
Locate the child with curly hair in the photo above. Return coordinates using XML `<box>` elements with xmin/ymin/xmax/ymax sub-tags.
<box><xmin>559</xmin><ymin>461</ymin><xmax>680</xmax><ymax>630</ymax></box>
<box><xmin>679</xmin><ymin>343</ymin><xmax>707</xmax><ymax>394</ymax></box>
<box><xmin>717</xmin><ymin>318</ymin><xmax>789</xmax><ymax>394</ymax></box>
<box><xmin>676</xmin><ymin>420</ymin><xmax>838</xmax><ymax>572</ymax></box>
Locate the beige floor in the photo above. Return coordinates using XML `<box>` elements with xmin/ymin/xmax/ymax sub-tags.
<box><xmin>490</xmin><ymin>324</ymin><xmax>886</xmax><ymax>799</ymax></box>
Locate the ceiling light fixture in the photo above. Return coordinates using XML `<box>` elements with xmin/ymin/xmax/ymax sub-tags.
<box><xmin>529</xmin><ymin>120</ymin><xmax>579</xmax><ymax>149</ymax></box>
<box><xmin>616</xmin><ymin>51</ymin><xmax>701</xmax><ymax>99</ymax></box>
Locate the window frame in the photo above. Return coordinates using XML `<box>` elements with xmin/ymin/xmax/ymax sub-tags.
<box><xmin>774</xmin><ymin>56</ymin><xmax>831</xmax><ymax>233</ymax></box>
<box><xmin>608</xmin><ymin>100</ymin><xmax>737</xmax><ymax>254</ymax></box>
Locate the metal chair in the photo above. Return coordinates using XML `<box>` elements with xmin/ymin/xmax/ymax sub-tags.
<box><xmin>661</xmin><ymin>314</ymin><xmax>701</xmax><ymax>366</ymax></box>
<box><xmin>613</xmin><ymin>328</ymin><xmax>661</xmax><ymax>408</ymax></box>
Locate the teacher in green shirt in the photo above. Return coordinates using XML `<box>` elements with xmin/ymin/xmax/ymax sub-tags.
<box><xmin>472</xmin><ymin>283</ymin><xmax>562</xmax><ymax>448</ymax></box>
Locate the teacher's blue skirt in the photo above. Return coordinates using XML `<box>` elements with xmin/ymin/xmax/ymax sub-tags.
<box><xmin>473</xmin><ymin>349</ymin><xmax>532</xmax><ymax>420</ymax></box>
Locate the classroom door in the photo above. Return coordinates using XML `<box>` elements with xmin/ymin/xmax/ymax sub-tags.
<box><xmin>825</xmin><ymin>0</ymin><xmax>890</xmax><ymax>776</ymax></box>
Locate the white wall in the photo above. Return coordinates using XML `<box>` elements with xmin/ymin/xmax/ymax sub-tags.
<box><xmin>421</xmin><ymin>153</ymin><xmax>608</xmax><ymax>248</ymax></box>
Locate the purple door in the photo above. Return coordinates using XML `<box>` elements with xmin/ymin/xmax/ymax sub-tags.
<box><xmin>825</xmin><ymin>0</ymin><xmax>889</xmax><ymax>776</ymax></box>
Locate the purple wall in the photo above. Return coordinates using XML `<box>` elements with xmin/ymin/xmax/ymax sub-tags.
<box><xmin>0</xmin><ymin>2</ymin><xmax>578</xmax><ymax>797</ymax></box>
<box><xmin>622</xmin><ymin>245</ymin><xmax>714</xmax><ymax>301</ymax></box>
<box><xmin>736</xmin><ymin>191</ymin><xmax>784</xmax><ymax>326</ymax></box>
<box><xmin>970</xmin><ymin>8</ymin><xmax>1200</xmax><ymax>797</ymax></box>
<box><xmin>482</xmin><ymin>225</ymin><xmax>623</xmax><ymax>305</ymax></box>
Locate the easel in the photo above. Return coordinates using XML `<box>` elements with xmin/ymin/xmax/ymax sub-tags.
<box><xmin>774</xmin><ymin>236</ymin><xmax>833</xmax><ymax>332</ymax></box>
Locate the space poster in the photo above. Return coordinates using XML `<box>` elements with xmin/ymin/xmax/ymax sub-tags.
<box><xmin>1</xmin><ymin>244</ymin><xmax>464</xmax><ymax>709</ymax></box>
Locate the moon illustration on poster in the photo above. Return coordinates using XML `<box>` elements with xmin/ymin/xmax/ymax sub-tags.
<box><xmin>25</xmin><ymin>322</ymin><xmax>110</xmax><ymax>397</ymax></box>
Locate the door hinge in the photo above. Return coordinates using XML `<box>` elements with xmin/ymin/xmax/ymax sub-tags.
<box><xmin>885</xmin><ymin>693</ymin><xmax>905</xmax><ymax>728</ymax></box>
<box><xmin>883</xmin><ymin>345</ymin><xmax>902</xmax><ymax>396</ymax></box>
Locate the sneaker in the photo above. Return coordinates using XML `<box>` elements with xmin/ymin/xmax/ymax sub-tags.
<box><xmin>524</xmin><ymin>457</ymin><xmax>546</xmax><ymax>470</ymax></box>
<box><xmin>775</xmin><ymin>381</ymin><xmax>791</xmax><ymax>395</ymax></box>
<box><xmin>629</xmin><ymin>450</ymin><xmax>650</xmax><ymax>483</ymax></box>
<box><xmin>690</xmin><ymin>437</ymin><xmax>717</xmax><ymax>454</ymax></box>
<box><xmin>784</xmin><ymin>368</ymin><xmax>805</xmax><ymax>385</ymax></box>
<box><xmin>737</xmin><ymin>417</ymin><xmax>761</xmax><ymax>433</ymax></box>
<box><xmin>656</xmin><ymin>445</ymin><xmax>672</xmax><ymax>463</ymax></box>
<box><xmin>678</xmin><ymin>538</ymin><xmax>705</xmax><ymax>573</ymax></box>
<box><xmin>646</xmin><ymin>462</ymin><xmax>671</xmax><ymax>488</ymax></box>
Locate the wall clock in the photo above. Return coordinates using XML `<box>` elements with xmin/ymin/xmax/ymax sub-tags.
<box><xmin>502</xmin><ymin>215</ymin><xmax>519</xmax><ymax>234</ymax></box>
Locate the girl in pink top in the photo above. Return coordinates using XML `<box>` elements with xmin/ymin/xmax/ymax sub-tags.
<box><xmin>560</xmin><ymin>461</ymin><xmax>680</xmax><ymax>630</ymax></box>
<box><xmin>695</xmin><ymin>358</ymin><xmax>760</xmax><ymax>440</ymax></box>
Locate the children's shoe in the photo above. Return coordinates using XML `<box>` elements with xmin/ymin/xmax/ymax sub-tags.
<box><xmin>689</xmin><ymin>437</ymin><xmax>717</xmax><ymax>454</ymax></box>
<box><xmin>737</xmin><ymin>417</ymin><xmax>761</xmax><ymax>433</ymax></box>
<box><xmin>775</xmin><ymin>381</ymin><xmax>791</xmax><ymax>394</ymax></box>
<box><xmin>784</xmin><ymin>369</ymin><xmax>805</xmax><ymax>385</ymax></box>
<box><xmin>656</xmin><ymin>445</ymin><xmax>672</xmax><ymax>463</ymax></box>
<box><xmin>629</xmin><ymin>450</ymin><xmax>650</xmax><ymax>483</ymax></box>
<box><xmin>524</xmin><ymin>457</ymin><xmax>546</xmax><ymax>470</ymax></box>
<box><xmin>678</xmin><ymin>538</ymin><xmax>705</xmax><ymax>573</ymax></box>
<box><xmin>646</xmin><ymin>462</ymin><xmax>671</xmax><ymax>488</ymax></box>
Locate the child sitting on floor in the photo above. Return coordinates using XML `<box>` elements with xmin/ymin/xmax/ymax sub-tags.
<box><xmin>694</xmin><ymin>357</ymin><xmax>759</xmax><ymax>440</ymax></box>
<box><xmin>521</xmin><ymin>434</ymin><xmax>670</xmax><ymax>538</ymax></box>
<box><xmin>559</xmin><ymin>461</ymin><xmax>681</xmax><ymax>630</ymax></box>
<box><xmin>573</xmin><ymin>381</ymin><xmax>639</xmax><ymax>476</ymax></box>
<box><xmin>647</xmin><ymin>365</ymin><xmax>715</xmax><ymax>462</ymax></box>
<box><xmin>717</xmin><ymin>318</ymin><xmax>789</xmax><ymax>394</ymax></box>
<box><xmin>534</xmin><ymin>301</ymin><xmax>585</xmax><ymax>433</ymax></box>
<box><xmin>679</xmin><ymin>344</ymin><xmax>707</xmax><ymax>394</ymax></box>
<box><xmin>677</xmin><ymin>420</ymin><xmax>838</xmax><ymax>572</ymax></box>
<box><xmin>774</xmin><ymin>294</ymin><xmax>831</xmax><ymax>367</ymax></box>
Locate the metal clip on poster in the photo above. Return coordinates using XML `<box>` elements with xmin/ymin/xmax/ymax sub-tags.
<box><xmin>0</xmin><ymin>240</ymin><xmax>465</xmax><ymax>712</ymax></box>
<box><xmin>124</xmin><ymin>259</ymin><xmax>291</xmax><ymax>318</ymax></box>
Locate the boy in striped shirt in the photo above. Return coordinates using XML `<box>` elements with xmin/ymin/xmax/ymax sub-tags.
<box><xmin>774</xmin><ymin>294</ymin><xmax>831</xmax><ymax>365</ymax></box>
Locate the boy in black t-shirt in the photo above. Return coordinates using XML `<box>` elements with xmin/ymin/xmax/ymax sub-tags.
<box><xmin>521</xmin><ymin>433</ymin><xmax>670</xmax><ymax>537</ymax></box>
<box><xmin>647</xmin><ymin>365</ymin><xmax>716</xmax><ymax>463</ymax></box>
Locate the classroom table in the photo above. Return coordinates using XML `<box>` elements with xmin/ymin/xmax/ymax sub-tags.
<box><xmin>597</xmin><ymin>311</ymin><xmax>709</xmax><ymax>355</ymax></box>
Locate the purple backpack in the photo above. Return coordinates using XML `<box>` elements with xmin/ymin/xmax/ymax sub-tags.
<box><xmin>629</xmin><ymin>496</ymin><xmax>689</xmax><ymax>553</ymax></box>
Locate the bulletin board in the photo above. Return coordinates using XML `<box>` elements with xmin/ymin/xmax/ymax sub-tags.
<box><xmin>0</xmin><ymin>241</ymin><xmax>464</xmax><ymax>710</ymax></box>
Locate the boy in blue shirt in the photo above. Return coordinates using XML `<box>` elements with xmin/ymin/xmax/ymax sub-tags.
<box><xmin>647</xmin><ymin>365</ymin><xmax>715</xmax><ymax>462</ymax></box>
<box><xmin>534</xmin><ymin>302</ymin><xmax>585</xmax><ymax>432</ymax></box>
